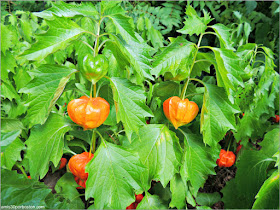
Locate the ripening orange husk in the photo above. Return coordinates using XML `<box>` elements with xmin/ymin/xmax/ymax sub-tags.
<box><xmin>163</xmin><ymin>96</ymin><xmax>199</xmax><ymax>129</ymax></box>
<box><xmin>67</xmin><ymin>96</ymin><xmax>110</xmax><ymax>130</ymax></box>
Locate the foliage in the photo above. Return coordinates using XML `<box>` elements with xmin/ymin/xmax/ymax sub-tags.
<box><xmin>1</xmin><ymin>1</ymin><xmax>279</xmax><ymax>209</ymax></box>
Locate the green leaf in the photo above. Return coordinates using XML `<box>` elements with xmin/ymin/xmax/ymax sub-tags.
<box><xmin>110</xmin><ymin>77</ymin><xmax>153</xmax><ymax>140</ymax></box>
<box><xmin>131</xmin><ymin>124</ymin><xmax>183</xmax><ymax>188</ymax></box>
<box><xmin>1</xmin><ymin>80</ymin><xmax>20</xmax><ymax>101</ymax></box>
<box><xmin>0</xmin><ymin>130</ymin><xmax>21</xmax><ymax>152</ymax></box>
<box><xmin>1</xmin><ymin>24</ymin><xmax>16</xmax><ymax>55</ymax></box>
<box><xmin>177</xmin><ymin>6</ymin><xmax>212</xmax><ymax>36</ymax></box>
<box><xmin>85</xmin><ymin>140</ymin><xmax>146</xmax><ymax>209</ymax></box>
<box><xmin>153</xmin><ymin>81</ymin><xmax>180</xmax><ymax>102</ymax></box>
<box><xmin>25</xmin><ymin>113</ymin><xmax>71</xmax><ymax>179</ymax></box>
<box><xmin>1</xmin><ymin>118</ymin><xmax>25</xmax><ymax>132</ymax></box>
<box><xmin>191</xmin><ymin>52</ymin><xmax>215</xmax><ymax>78</ymax></box>
<box><xmin>180</xmin><ymin>131</ymin><xmax>217</xmax><ymax>196</ymax></box>
<box><xmin>109</xmin><ymin>14</ymin><xmax>137</xmax><ymax>42</ymax></box>
<box><xmin>200</xmin><ymin>84</ymin><xmax>240</xmax><ymax>147</ymax></box>
<box><xmin>20</xmin><ymin>19</ymin><xmax>33</xmax><ymax>43</ymax></box>
<box><xmin>152</xmin><ymin>36</ymin><xmax>196</xmax><ymax>77</ymax></box>
<box><xmin>110</xmin><ymin>36</ymin><xmax>154</xmax><ymax>81</ymax></box>
<box><xmin>211</xmin><ymin>48</ymin><xmax>244</xmax><ymax>101</ymax></box>
<box><xmin>211</xmin><ymin>24</ymin><xmax>234</xmax><ymax>50</ymax></box>
<box><xmin>169</xmin><ymin>174</ymin><xmax>186</xmax><ymax>209</ymax></box>
<box><xmin>222</xmin><ymin>128</ymin><xmax>279</xmax><ymax>209</ymax></box>
<box><xmin>13</xmin><ymin>67</ymin><xmax>32</xmax><ymax>91</ymax></box>
<box><xmin>2</xmin><ymin>138</ymin><xmax>25</xmax><ymax>170</ymax></box>
<box><xmin>196</xmin><ymin>192</ymin><xmax>221</xmax><ymax>206</ymax></box>
<box><xmin>34</xmin><ymin>1</ymin><xmax>99</xmax><ymax>19</ymax></box>
<box><xmin>20</xmin><ymin>16</ymin><xmax>86</xmax><ymax>61</ymax></box>
<box><xmin>253</xmin><ymin>170</ymin><xmax>279</xmax><ymax>209</ymax></box>
<box><xmin>1</xmin><ymin>169</ymin><xmax>51</xmax><ymax>206</ymax></box>
<box><xmin>1</xmin><ymin>51</ymin><xmax>17</xmax><ymax>81</ymax></box>
<box><xmin>19</xmin><ymin>64</ymin><xmax>77</xmax><ymax>127</ymax></box>
<box><xmin>136</xmin><ymin>192</ymin><xmax>168</xmax><ymax>209</ymax></box>
<box><xmin>54</xmin><ymin>173</ymin><xmax>84</xmax><ymax>209</ymax></box>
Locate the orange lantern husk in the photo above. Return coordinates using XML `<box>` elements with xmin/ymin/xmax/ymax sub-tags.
<box><xmin>67</xmin><ymin>96</ymin><xmax>110</xmax><ymax>130</ymax></box>
<box><xmin>163</xmin><ymin>96</ymin><xmax>199</xmax><ymax>129</ymax></box>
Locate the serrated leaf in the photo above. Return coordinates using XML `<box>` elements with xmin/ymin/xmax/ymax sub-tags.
<box><xmin>13</xmin><ymin>67</ymin><xmax>32</xmax><ymax>91</ymax></box>
<box><xmin>110</xmin><ymin>77</ymin><xmax>153</xmax><ymax>140</ymax></box>
<box><xmin>180</xmin><ymin>131</ymin><xmax>218</xmax><ymax>196</ymax></box>
<box><xmin>200</xmin><ymin>84</ymin><xmax>240</xmax><ymax>147</ymax></box>
<box><xmin>169</xmin><ymin>174</ymin><xmax>186</xmax><ymax>209</ymax></box>
<box><xmin>109</xmin><ymin>14</ymin><xmax>137</xmax><ymax>42</ymax></box>
<box><xmin>20</xmin><ymin>16</ymin><xmax>87</xmax><ymax>61</ymax></box>
<box><xmin>196</xmin><ymin>192</ymin><xmax>221</xmax><ymax>207</ymax></box>
<box><xmin>85</xmin><ymin>140</ymin><xmax>146</xmax><ymax>209</ymax></box>
<box><xmin>20</xmin><ymin>19</ymin><xmax>33</xmax><ymax>43</ymax></box>
<box><xmin>1</xmin><ymin>51</ymin><xmax>17</xmax><ymax>81</ymax></box>
<box><xmin>1</xmin><ymin>169</ymin><xmax>51</xmax><ymax>206</ymax></box>
<box><xmin>136</xmin><ymin>192</ymin><xmax>167</xmax><ymax>209</ymax></box>
<box><xmin>1</xmin><ymin>118</ymin><xmax>25</xmax><ymax>132</ymax></box>
<box><xmin>34</xmin><ymin>1</ymin><xmax>99</xmax><ymax>19</ymax></box>
<box><xmin>0</xmin><ymin>130</ymin><xmax>21</xmax><ymax>152</ymax></box>
<box><xmin>252</xmin><ymin>170</ymin><xmax>279</xmax><ymax>209</ymax></box>
<box><xmin>131</xmin><ymin>124</ymin><xmax>183</xmax><ymax>187</ymax></box>
<box><xmin>222</xmin><ymin>128</ymin><xmax>279</xmax><ymax>209</ymax></box>
<box><xmin>25</xmin><ymin>113</ymin><xmax>71</xmax><ymax>179</ymax></box>
<box><xmin>1</xmin><ymin>24</ymin><xmax>16</xmax><ymax>55</ymax></box>
<box><xmin>54</xmin><ymin>173</ymin><xmax>84</xmax><ymax>209</ymax></box>
<box><xmin>153</xmin><ymin>81</ymin><xmax>180</xmax><ymax>102</ymax></box>
<box><xmin>177</xmin><ymin>6</ymin><xmax>211</xmax><ymax>36</ymax></box>
<box><xmin>211</xmin><ymin>24</ymin><xmax>234</xmax><ymax>50</ymax></box>
<box><xmin>191</xmin><ymin>52</ymin><xmax>215</xmax><ymax>78</ymax></box>
<box><xmin>211</xmin><ymin>48</ymin><xmax>244</xmax><ymax>101</ymax></box>
<box><xmin>1</xmin><ymin>80</ymin><xmax>20</xmax><ymax>101</ymax></box>
<box><xmin>110</xmin><ymin>36</ymin><xmax>154</xmax><ymax>81</ymax></box>
<box><xmin>152</xmin><ymin>36</ymin><xmax>196</xmax><ymax>77</ymax></box>
<box><xmin>2</xmin><ymin>138</ymin><xmax>25</xmax><ymax>170</ymax></box>
<box><xmin>19</xmin><ymin>64</ymin><xmax>77</xmax><ymax>127</ymax></box>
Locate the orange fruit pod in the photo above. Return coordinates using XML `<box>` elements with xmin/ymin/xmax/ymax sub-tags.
<box><xmin>68</xmin><ymin>152</ymin><xmax>94</xmax><ymax>181</ymax></box>
<box><xmin>163</xmin><ymin>96</ymin><xmax>199</xmax><ymax>129</ymax></box>
<box><xmin>216</xmin><ymin>149</ymin><xmax>236</xmax><ymax>167</ymax></box>
<box><xmin>58</xmin><ymin>157</ymin><xmax>67</xmax><ymax>169</ymax></box>
<box><xmin>67</xmin><ymin>96</ymin><xmax>110</xmax><ymax>130</ymax></box>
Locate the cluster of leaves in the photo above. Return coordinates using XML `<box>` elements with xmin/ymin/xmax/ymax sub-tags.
<box><xmin>1</xmin><ymin>1</ymin><xmax>279</xmax><ymax>209</ymax></box>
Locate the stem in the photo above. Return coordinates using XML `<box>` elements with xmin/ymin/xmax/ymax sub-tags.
<box><xmin>184</xmin><ymin>93</ymin><xmax>203</xmax><ymax>98</ymax></box>
<box><xmin>98</xmin><ymin>39</ymin><xmax>110</xmax><ymax>52</ymax></box>
<box><xmin>96</xmin><ymin>130</ymin><xmax>105</xmax><ymax>143</ymax></box>
<box><xmin>79</xmin><ymin>40</ymin><xmax>94</xmax><ymax>52</ymax></box>
<box><xmin>16</xmin><ymin>163</ymin><xmax>28</xmax><ymax>178</ymax></box>
<box><xmin>180</xmin><ymin>33</ymin><xmax>204</xmax><ymax>100</ymax></box>
<box><xmin>194</xmin><ymin>59</ymin><xmax>210</xmax><ymax>64</ymax></box>
<box><xmin>226</xmin><ymin>132</ymin><xmax>233</xmax><ymax>151</ymax></box>
<box><xmin>180</xmin><ymin>78</ymin><xmax>190</xmax><ymax>100</ymax></box>
<box><xmin>89</xmin><ymin>129</ymin><xmax>96</xmax><ymax>157</ymax></box>
<box><xmin>202</xmin><ymin>31</ymin><xmax>217</xmax><ymax>36</ymax></box>
<box><xmin>90</xmin><ymin>82</ymin><xmax>93</xmax><ymax>99</ymax></box>
<box><xmin>189</xmin><ymin>78</ymin><xmax>205</xmax><ymax>86</ymax></box>
<box><xmin>94</xmin><ymin>83</ymin><xmax>97</xmax><ymax>97</ymax></box>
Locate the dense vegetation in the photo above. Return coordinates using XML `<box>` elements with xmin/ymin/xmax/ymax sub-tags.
<box><xmin>1</xmin><ymin>1</ymin><xmax>279</xmax><ymax>209</ymax></box>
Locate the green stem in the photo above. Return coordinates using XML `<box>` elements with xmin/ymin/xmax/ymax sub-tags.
<box><xmin>96</xmin><ymin>130</ymin><xmax>105</xmax><ymax>143</ymax></box>
<box><xmin>79</xmin><ymin>40</ymin><xmax>94</xmax><ymax>52</ymax></box>
<box><xmin>180</xmin><ymin>33</ymin><xmax>204</xmax><ymax>100</ymax></box>
<box><xmin>16</xmin><ymin>163</ymin><xmax>28</xmax><ymax>178</ymax></box>
<box><xmin>98</xmin><ymin>39</ymin><xmax>110</xmax><ymax>52</ymax></box>
<box><xmin>184</xmin><ymin>93</ymin><xmax>203</xmax><ymax>98</ymax></box>
<box><xmin>90</xmin><ymin>82</ymin><xmax>93</xmax><ymax>98</ymax></box>
<box><xmin>194</xmin><ymin>59</ymin><xmax>210</xmax><ymax>64</ymax></box>
<box><xmin>89</xmin><ymin>129</ymin><xmax>96</xmax><ymax>156</ymax></box>
<box><xmin>226</xmin><ymin>132</ymin><xmax>233</xmax><ymax>151</ymax></box>
<box><xmin>189</xmin><ymin>78</ymin><xmax>205</xmax><ymax>86</ymax></box>
<box><xmin>94</xmin><ymin>83</ymin><xmax>97</xmax><ymax>97</ymax></box>
<box><xmin>180</xmin><ymin>78</ymin><xmax>190</xmax><ymax>100</ymax></box>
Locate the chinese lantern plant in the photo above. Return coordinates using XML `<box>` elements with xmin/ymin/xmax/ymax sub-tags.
<box><xmin>1</xmin><ymin>1</ymin><xmax>279</xmax><ymax>210</ymax></box>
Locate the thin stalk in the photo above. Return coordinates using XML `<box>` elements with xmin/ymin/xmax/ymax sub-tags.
<box><xmin>180</xmin><ymin>33</ymin><xmax>204</xmax><ymax>99</ymax></box>
<box><xmin>79</xmin><ymin>40</ymin><xmax>94</xmax><ymax>52</ymax></box>
<box><xmin>226</xmin><ymin>132</ymin><xmax>233</xmax><ymax>152</ymax></box>
<box><xmin>16</xmin><ymin>163</ymin><xmax>28</xmax><ymax>178</ymax></box>
<box><xmin>89</xmin><ymin>129</ymin><xmax>96</xmax><ymax>157</ymax></box>
<box><xmin>189</xmin><ymin>78</ymin><xmax>205</xmax><ymax>86</ymax></box>
<box><xmin>90</xmin><ymin>82</ymin><xmax>93</xmax><ymax>99</ymax></box>
<box><xmin>194</xmin><ymin>59</ymin><xmax>210</xmax><ymax>64</ymax></box>
<box><xmin>94</xmin><ymin>83</ymin><xmax>97</xmax><ymax>98</ymax></box>
<box><xmin>98</xmin><ymin>39</ymin><xmax>110</xmax><ymax>52</ymax></box>
<box><xmin>184</xmin><ymin>93</ymin><xmax>203</xmax><ymax>98</ymax></box>
<box><xmin>96</xmin><ymin>130</ymin><xmax>105</xmax><ymax>144</ymax></box>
